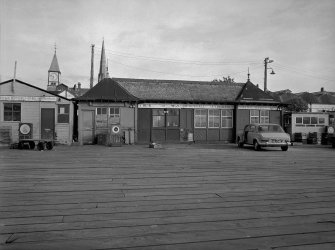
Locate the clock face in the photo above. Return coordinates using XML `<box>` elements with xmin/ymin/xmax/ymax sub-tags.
<box><xmin>49</xmin><ymin>72</ymin><xmax>58</xmax><ymax>81</ymax></box>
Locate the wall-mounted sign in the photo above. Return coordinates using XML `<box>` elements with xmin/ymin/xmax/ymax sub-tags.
<box><xmin>138</xmin><ymin>103</ymin><xmax>234</xmax><ymax>109</ymax></box>
<box><xmin>238</xmin><ymin>105</ymin><xmax>278</xmax><ymax>110</ymax></box>
<box><xmin>0</xmin><ymin>96</ymin><xmax>57</xmax><ymax>102</ymax></box>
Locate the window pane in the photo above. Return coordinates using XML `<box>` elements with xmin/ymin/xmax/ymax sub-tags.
<box><xmin>4</xmin><ymin>112</ymin><xmax>12</xmax><ymax>121</ymax></box>
<box><xmin>311</xmin><ymin>117</ymin><xmax>318</xmax><ymax>124</ymax></box>
<box><xmin>296</xmin><ymin>117</ymin><xmax>302</xmax><ymax>124</ymax></box>
<box><xmin>303</xmin><ymin>117</ymin><xmax>310</xmax><ymax>124</ymax></box>
<box><xmin>319</xmin><ymin>117</ymin><xmax>325</xmax><ymax>124</ymax></box>
<box><xmin>13</xmin><ymin>112</ymin><xmax>21</xmax><ymax>121</ymax></box>
<box><xmin>153</xmin><ymin>116</ymin><xmax>165</xmax><ymax>127</ymax></box>
<box><xmin>153</xmin><ymin>109</ymin><xmax>164</xmax><ymax>115</ymax></box>
<box><xmin>195</xmin><ymin>109</ymin><xmax>207</xmax><ymax>128</ymax></box>
<box><xmin>13</xmin><ymin>104</ymin><xmax>21</xmax><ymax>112</ymax></box>
<box><xmin>4</xmin><ymin>104</ymin><xmax>12</xmax><ymax>112</ymax></box>
<box><xmin>97</xmin><ymin>108</ymin><xmax>101</xmax><ymax>115</ymax></box>
<box><xmin>167</xmin><ymin>116</ymin><xmax>179</xmax><ymax>127</ymax></box>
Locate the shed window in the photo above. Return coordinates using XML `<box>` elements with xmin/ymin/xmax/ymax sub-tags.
<box><xmin>303</xmin><ymin>117</ymin><xmax>310</xmax><ymax>124</ymax></box>
<box><xmin>109</xmin><ymin>107</ymin><xmax>120</xmax><ymax>124</ymax></box>
<box><xmin>4</xmin><ymin>103</ymin><xmax>21</xmax><ymax>121</ymax></box>
<box><xmin>152</xmin><ymin>109</ymin><xmax>165</xmax><ymax>128</ymax></box>
<box><xmin>208</xmin><ymin>109</ymin><xmax>220</xmax><ymax>128</ymax></box>
<box><xmin>319</xmin><ymin>117</ymin><xmax>325</xmax><ymax>124</ymax></box>
<box><xmin>57</xmin><ymin>104</ymin><xmax>69</xmax><ymax>123</ymax></box>
<box><xmin>195</xmin><ymin>109</ymin><xmax>207</xmax><ymax>128</ymax></box>
<box><xmin>166</xmin><ymin>109</ymin><xmax>179</xmax><ymax>127</ymax></box>
<box><xmin>296</xmin><ymin>117</ymin><xmax>303</xmax><ymax>124</ymax></box>
<box><xmin>96</xmin><ymin>107</ymin><xmax>108</xmax><ymax>127</ymax></box>
<box><xmin>260</xmin><ymin>110</ymin><xmax>270</xmax><ymax>124</ymax></box>
<box><xmin>311</xmin><ymin>117</ymin><xmax>318</xmax><ymax>125</ymax></box>
<box><xmin>250</xmin><ymin>110</ymin><xmax>259</xmax><ymax>124</ymax></box>
<box><xmin>221</xmin><ymin>110</ymin><xmax>233</xmax><ymax>128</ymax></box>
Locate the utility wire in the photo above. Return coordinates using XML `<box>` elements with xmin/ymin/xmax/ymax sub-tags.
<box><xmin>274</xmin><ymin>63</ymin><xmax>332</xmax><ymax>82</ymax></box>
<box><xmin>108</xmin><ymin>59</ymin><xmax>243</xmax><ymax>78</ymax></box>
<box><xmin>96</xmin><ymin>48</ymin><xmax>261</xmax><ymax>66</ymax></box>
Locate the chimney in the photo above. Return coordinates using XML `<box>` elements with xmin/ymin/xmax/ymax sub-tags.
<box><xmin>73</xmin><ymin>84</ymin><xmax>76</xmax><ymax>90</ymax></box>
<box><xmin>78</xmin><ymin>82</ymin><xmax>81</xmax><ymax>90</ymax></box>
<box><xmin>321</xmin><ymin>87</ymin><xmax>324</xmax><ymax>92</ymax></box>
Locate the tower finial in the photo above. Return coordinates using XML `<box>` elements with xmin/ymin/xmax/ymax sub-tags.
<box><xmin>54</xmin><ymin>43</ymin><xmax>57</xmax><ymax>54</ymax></box>
<box><xmin>247</xmin><ymin>67</ymin><xmax>250</xmax><ymax>81</ymax></box>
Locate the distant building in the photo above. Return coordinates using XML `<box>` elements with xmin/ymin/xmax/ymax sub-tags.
<box><xmin>47</xmin><ymin>49</ymin><xmax>61</xmax><ymax>92</ymax></box>
<box><xmin>46</xmin><ymin>49</ymin><xmax>89</xmax><ymax>98</ymax></box>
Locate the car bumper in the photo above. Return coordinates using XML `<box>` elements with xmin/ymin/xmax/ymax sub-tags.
<box><xmin>259</xmin><ymin>142</ymin><xmax>290</xmax><ymax>147</ymax></box>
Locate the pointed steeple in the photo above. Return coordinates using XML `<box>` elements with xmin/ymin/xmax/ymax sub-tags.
<box><xmin>49</xmin><ymin>46</ymin><xmax>61</xmax><ymax>73</ymax></box>
<box><xmin>98</xmin><ymin>40</ymin><xmax>107</xmax><ymax>82</ymax></box>
<box><xmin>106</xmin><ymin>58</ymin><xmax>110</xmax><ymax>78</ymax></box>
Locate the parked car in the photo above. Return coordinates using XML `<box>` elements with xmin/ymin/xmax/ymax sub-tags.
<box><xmin>237</xmin><ymin>123</ymin><xmax>291</xmax><ymax>151</ymax></box>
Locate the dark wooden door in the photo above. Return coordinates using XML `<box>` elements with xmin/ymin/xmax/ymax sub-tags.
<box><xmin>82</xmin><ymin>110</ymin><xmax>94</xmax><ymax>144</ymax></box>
<box><xmin>41</xmin><ymin>108</ymin><xmax>55</xmax><ymax>139</ymax></box>
<box><xmin>137</xmin><ymin>109</ymin><xmax>151</xmax><ymax>143</ymax></box>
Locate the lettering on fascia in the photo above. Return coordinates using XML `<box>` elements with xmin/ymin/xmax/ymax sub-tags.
<box><xmin>138</xmin><ymin>103</ymin><xmax>234</xmax><ymax>109</ymax></box>
<box><xmin>0</xmin><ymin>96</ymin><xmax>57</xmax><ymax>102</ymax></box>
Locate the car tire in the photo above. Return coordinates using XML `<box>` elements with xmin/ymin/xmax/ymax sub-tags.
<box><xmin>237</xmin><ymin>137</ymin><xmax>244</xmax><ymax>148</ymax></box>
<box><xmin>254</xmin><ymin>141</ymin><xmax>261</xmax><ymax>151</ymax></box>
<box><xmin>281</xmin><ymin>145</ymin><xmax>288</xmax><ymax>151</ymax></box>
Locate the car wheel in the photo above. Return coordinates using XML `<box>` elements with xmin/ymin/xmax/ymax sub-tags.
<box><xmin>281</xmin><ymin>145</ymin><xmax>288</xmax><ymax>151</ymax></box>
<box><xmin>237</xmin><ymin>137</ymin><xmax>244</xmax><ymax>148</ymax></box>
<box><xmin>254</xmin><ymin>141</ymin><xmax>261</xmax><ymax>151</ymax></box>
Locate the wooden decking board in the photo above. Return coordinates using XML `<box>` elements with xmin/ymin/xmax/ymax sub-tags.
<box><xmin>1</xmin><ymin>194</ymin><xmax>334</xmax><ymax>215</ymax></box>
<box><xmin>1</xmin><ymin>144</ymin><xmax>335</xmax><ymax>249</ymax></box>
<box><xmin>2</xmin><ymin>197</ymin><xmax>335</xmax><ymax>221</ymax></box>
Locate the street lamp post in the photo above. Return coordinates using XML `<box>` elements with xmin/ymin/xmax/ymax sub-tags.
<box><xmin>264</xmin><ymin>57</ymin><xmax>275</xmax><ymax>92</ymax></box>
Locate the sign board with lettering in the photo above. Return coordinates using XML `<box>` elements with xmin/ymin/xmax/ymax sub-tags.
<box><xmin>0</xmin><ymin>96</ymin><xmax>58</xmax><ymax>102</ymax></box>
<box><xmin>138</xmin><ymin>103</ymin><xmax>234</xmax><ymax>109</ymax></box>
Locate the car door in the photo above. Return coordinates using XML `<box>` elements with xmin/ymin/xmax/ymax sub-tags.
<box><xmin>247</xmin><ymin>125</ymin><xmax>256</xmax><ymax>144</ymax></box>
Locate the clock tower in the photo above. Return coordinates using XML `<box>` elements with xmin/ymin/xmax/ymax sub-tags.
<box><xmin>47</xmin><ymin>48</ymin><xmax>61</xmax><ymax>91</ymax></box>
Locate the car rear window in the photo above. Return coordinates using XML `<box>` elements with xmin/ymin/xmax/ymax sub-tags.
<box><xmin>258</xmin><ymin>125</ymin><xmax>284</xmax><ymax>133</ymax></box>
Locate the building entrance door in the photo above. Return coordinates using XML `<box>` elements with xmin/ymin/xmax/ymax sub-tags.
<box><xmin>82</xmin><ymin>110</ymin><xmax>95</xmax><ymax>144</ymax></box>
<box><xmin>41</xmin><ymin>108</ymin><xmax>55</xmax><ymax>140</ymax></box>
<box><xmin>152</xmin><ymin>109</ymin><xmax>180</xmax><ymax>142</ymax></box>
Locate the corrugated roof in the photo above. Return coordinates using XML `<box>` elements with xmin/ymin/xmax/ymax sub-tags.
<box><xmin>49</xmin><ymin>53</ymin><xmax>60</xmax><ymax>72</ymax></box>
<box><xmin>114</xmin><ymin>78</ymin><xmax>245</xmax><ymax>103</ymax></box>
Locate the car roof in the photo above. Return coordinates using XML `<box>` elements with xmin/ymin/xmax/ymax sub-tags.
<box><xmin>249</xmin><ymin>123</ymin><xmax>281</xmax><ymax>126</ymax></box>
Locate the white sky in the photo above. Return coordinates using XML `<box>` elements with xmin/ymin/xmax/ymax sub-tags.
<box><xmin>1</xmin><ymin>0</ymin><xmax>334</xmax><ymax>92</ymax></box>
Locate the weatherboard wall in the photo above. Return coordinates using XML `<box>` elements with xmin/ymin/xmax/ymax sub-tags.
<box><xmin>0</xmin><ymin>80</ymin><xmax>74</xmax><ymax>145</ymax></box>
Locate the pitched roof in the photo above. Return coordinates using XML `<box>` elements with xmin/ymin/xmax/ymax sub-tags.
<box><xmin>0</xmin><ymin>79</ymin><xmax>70</xmax><ymax>101</ymax></box>
<box><xmin>114</xmin><ymin>77</ymin><xmax>245</xmax><ymax>103</ymax></box>
<box><xmin>49</xmin><ymin>53</ymin><xmax>61</xmax><ymax>72</ymax></box>
<box><xmin>296</xmin><ymin>92</ymin><xmax>319</xmax><ymax>104</ymax></box>
<box><xmin>269</xmin><ymin>90</ymin><xmax>303</xmax><ymax>104</ymax></box>
<box><xmin>236</xmin><ymin>81</ymin><xmax>279</xmax><ymax>104</ymax></box>
<box><xmin>76</xmin><ymin>78</ymin><xmax>138</xmax><ymax>102</ymax></box>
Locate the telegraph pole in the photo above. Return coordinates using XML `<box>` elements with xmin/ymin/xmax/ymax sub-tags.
<box><xmin>264</xmin><ymin>57</ymin><xmax>275</xmax><ymax>91</ymax></box>
<box><xmin>90</xmin><ymin>44</ymin><xmax>95</xmax><ymax>89</ymax></box>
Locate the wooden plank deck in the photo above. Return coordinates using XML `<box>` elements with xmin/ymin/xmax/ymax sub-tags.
<box><xmin>0</xmin><ymin>144</ymin><xmax>335</xmax><ymax>249</ymax></box>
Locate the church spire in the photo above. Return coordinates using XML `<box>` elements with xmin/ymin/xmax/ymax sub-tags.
<box><xmin>48</xmin><ymin>46</ymin><xmax>61</xmax><ymax>73</ymax></box>
<box><xmin>98</xmin><ymin>39</ymin><xmax>107</xmax><ymax>82</ymax></box>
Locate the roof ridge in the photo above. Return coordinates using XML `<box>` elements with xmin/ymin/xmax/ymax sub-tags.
<box><xmin>112</xmin><ymin>77</ymin><xmax>245</xmax><ymax>86</ymax></box>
